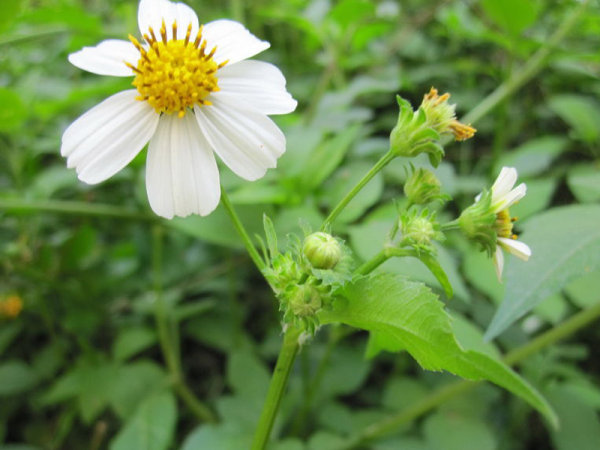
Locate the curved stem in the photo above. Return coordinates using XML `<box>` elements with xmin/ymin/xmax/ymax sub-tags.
<box><xmin>322</xmin><ymin>151</ymin><xmax>395</xmax><ymax>231</ymax></box>
<box><xmin>339</xmin><ymin>300</ymin><xmax>600</xmax><ymax>449</ymax></box>
<box><xmin>252</xmin><ymin>325</ymin><xmax>302</xmax><ymax>450</ymax></box>
<box><xmin>220</xmin><ymin>186</ymin><xmax>266</xmax><ymax>272</ymax></box>
<box><xmin>355</xmin><ymin>248</ymin><xmax>414</xmax><ymax>276</ymax></box>
<box><xmin>459</xmin><ymin>0</ymin><xmax>589</xmax><ymax>127</ymax></box>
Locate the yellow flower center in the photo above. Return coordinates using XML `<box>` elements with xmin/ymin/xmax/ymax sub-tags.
<box><xmin>495</xmin><ymin>208</ymin><xmax>518</xmax><ymax>239</ymax></box>
<box><xmin>126</xmin><ymin>21</ymin><xmax>227</xmax><ymax>118</ymax></box>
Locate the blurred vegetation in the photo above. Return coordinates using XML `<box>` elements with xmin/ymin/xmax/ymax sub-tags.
<box><xmin>1</xmin><ymin>0</ymin><xmax>600</xmax><ymax>449</ymax></box>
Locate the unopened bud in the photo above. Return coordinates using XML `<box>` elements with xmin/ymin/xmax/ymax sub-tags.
<box><xmin>404</xmin><ymin>168</ymin><xmax>443</xmax><ymax>205</ymax></box>
<box><xmin>303</xmin><ymin>232</ymin><xmax>342</xmax><ymax>270</ymax></box>
<box><xmin>289</xmin><ymin>284</ymin><xmax>322</xmax><ymax>318</ymax></box>
<box><xmin>402</xmin><ymin>216</ymin><xmax>436</xmax><ymax>246</ymax></box>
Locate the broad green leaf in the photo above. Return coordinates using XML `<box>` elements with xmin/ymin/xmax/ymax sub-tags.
<box><xmin>319</xmin><ymin>274</ymin><xmax>557</xmax><ymax>425</ymax></box>
<box><xmin>113</xmin><ymin>326</ymin><xmax>157</xmax><ymax>362</ymax></box>
<box><xmin>495</xmin><ymin>136</ymin><xmax>568</xmax><ymax>177</ymax></box>
<box><xmin>227</xmin><ymin>349</ymin><xmax>270</xmax><ymax>402</ymax></box>
<box><xmin>565</xmin><ymin>270</ymin><xmax>600</xmax><ymax>308</ymax></box>
<box><xmin>0</xmin><ymin>361</ymin><xmax>38</xmax><ymax>396</ymax></box>
<box><xmin>423</xmin><ymin>412</ymin><xmax>496</xmax><ymax>450</ymax></box>
<box><xmin>110</xmin><ymin>392</ymin><xmax>177</xmax><ymax>450</ymax></box>
<box><xmin>109</xmin><ymin>361</ymin><xmax>167</xmax><ymax>419</ymax></box>
<box><xmin>510</xmin><ymin>177</ymin><xmax>557</xmax><ymax>220</ymax></box>
<box><xmin>567</xmin><ymin>165</ymin><xmax>600</xmax><ymax>203</ymax></box>
<box><xmin>485</xmin><ymin>205</ymin><xmax>600</xmax><ymax>340</ymax></box>
<box><xmin>181</xmin><ymin>424</ymin><xmax>252</xmax><ymax>450</ymax></box>
<box><xmin>548</xmin><ymin>95</ymin><xmax>600</xmax><ymax>143</ymax></box>
<box><xmin>547</xmin><ymin>384</ymin><xmax>600</xmax><ymax>450</ymax></box>
<box><xmin>481</xmin><ymin>0</ymin><xmax>539</xmax><ymax>36</ymax></box>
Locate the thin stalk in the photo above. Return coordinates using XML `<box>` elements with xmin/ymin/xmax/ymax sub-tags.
<box><xmin>220</xmin><ymin>187</ymin><xmax>266</xmax><ymax>272</ymax></box>
<box><xmin>0</xmin><ymin>198</ymin><xmax>152</xmax><ymax>220</ymax></box>
<box><xmin>460</xmin><ymin>0</ymin><xmax>589</xmax><ymax>127</ymax></box>
<box><xmin>0</xmin><ymin>26</ymin><xmax>68</xmax><ymax>46</ymax></box>
<box><xmin>322</xmin><ymin>151</ymin><xmax>395</xmax><ymax>230</ymax></box>
<box><xmin>251</xmin><ymin>325</ymin><xmax>302</xmax><ymax>450</ymax></box>
<box><xmin>152</xmin><ymin>225</ymin><xmax>217</xmax><ymax>423</ymax></box>
<box><xmin>355</xmin><ymin>248</ymin><xmax>414</xmax><ymax>276</ymax></box>
<box><xmin>340</xmin><ymin>300</ymin><xmax>600</xmax><ymax>449</ymax></box>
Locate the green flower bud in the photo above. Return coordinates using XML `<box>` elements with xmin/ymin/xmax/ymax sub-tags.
<box><xmin>303</xmin><ymin>232</ymin><xmax>342</xmax><ymax>270</ymax></box>
<box><xmin>400</xmin><ymin>209</ymin><xmax>443</xmax><ymax>249</ymax></box>
<box><xmin>458</xmin><ymin>190</ymin><xmax>497</xmax><ymax>255</ymax></box>
<box><xmin>404</xmin><ymin>168</ymin><xmax>443</xmax><ymax>205</ymax></box>
<box><xmin>289</xmin><ymin>284</ymin><xmax>322</xmax><ymax>318</ymax></box>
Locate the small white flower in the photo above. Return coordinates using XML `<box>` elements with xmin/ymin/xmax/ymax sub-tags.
<box><xmin>62</xmin><ymin>0</ymin><xmax>297</xmax><ymax>218</ymax></box>
<box><xmin>487</xmin><ymin>167</ymin><xmax>531</xmax><ymax>281</ymax></box>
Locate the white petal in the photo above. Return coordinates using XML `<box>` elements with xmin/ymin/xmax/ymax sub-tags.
<box><xmin>493</xmin><ymin>246</ymin><xmax>504</xmax><ymax>282</ymax></box>
<box><xmin>202</xmin><ymin>20</ymin><xmax>270</xmax><ymax>65</ymax></box>
<box><xmin>216</xmin><ymin>60</ymin><xmax>297</xmax><ymax>115</ymax></box>
<box><xmin>68</xmin><ymin>39</ymin><xmax>139</xmax><ymax>76</ymax></box>
<box><xmin>493</xmin><ymin>183</ymin><xmax>527</xmax><ymax>212</ymax></box>
<box><xmin>491</xmin><ymin>167</ymin><xmax>518</xmax><ymax>202</ymax></box>
<box><xmin>138</xmin><ymin>0</ymin><xmax>199</xmax><ymax>41</ymax></box>
<box><xmin>146</xmin><ymin>113</ymin><xmax>220</xmax><ymax>218</ymax></box>
<box><xmin>498</xmin><ymin>237</ymin><xmax>531</xmax><ymax>261</ymax></box>
<box><xmin>61</xmin><ymin>90</ymin><xmax>159</xmax><ymax>184</ymax></box>
<box><xmin>194</xmin><ymin>96</ymin><xmax>285</xmax><ymax>181</ymax></box>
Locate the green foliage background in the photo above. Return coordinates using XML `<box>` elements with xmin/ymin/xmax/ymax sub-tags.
<box><xmin>1</xmin><ymin>0</ymin><xmax>600</xmax><ymax>449</ymax></box>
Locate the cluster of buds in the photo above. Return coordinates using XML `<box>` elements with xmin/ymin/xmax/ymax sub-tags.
<box><xmin>263</xmin><ymin>229</ymin><xmax>348</xmax><ymax>333</ymax></box>
<box><xmin>390</xmin><ymin>87</ymin><xmax>476</xmax><ymax>167</ymax></box>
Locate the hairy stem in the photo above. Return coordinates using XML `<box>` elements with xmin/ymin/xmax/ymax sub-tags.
<box><xmin>220</xmin><ymin>186</ymin><xmax>266</xmax><ymax>272</ymax></box>
<box><xmin>340</xmin><ymin>300</ymin><xmax>600</xmax><ymax>449</ymax></box>
<box><xmin>252</xmin><ymin>325</ymin><xmax>302</xmax><ymax>450</ymax></box>
<box><xmin>355</xmin><ymin>248</ymin><xmax>415</xmax><ymax>276</ymax></box>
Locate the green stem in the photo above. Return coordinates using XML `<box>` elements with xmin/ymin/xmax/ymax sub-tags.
<box><xmin>355</xmin><ymin>248</ymin><xmax>414</xmax><ymax>276</ymax></box>
<box><xmin>322</xmin><ymin>151</ymin><xmax>395</xmax><ymax>231</ymax></box>
<box><xmin>152</xmin><ymin>225</ymin><xmax>217</xmax><ymax>424</ymax></box>
<box><xmin>0</xmin><ymin>198</ymin><xmax>152</xmax><ymax>220</ymax></box>
<box><xmin>460</xmin><ymin>0</ymin><xmax>589</xmax><ymax>127</ymax></box>
<box><xmin>251</xmin><ymin>325</ymin><xmax>302</xmax><ymax>450</ymax></box>
<box><xmin>340</xmin><ymin>300</ymin><xmax>600</xmax><ymax>449</ymax></box>
<box><xmin>220</xmin><ymin>187</ymin><xmax>266</xmax><ymax>272</ymax></box>
<box><xmin>0</xmin><ymin>26</ymin><xmax>68</xmax><ymax>46</ymax></box>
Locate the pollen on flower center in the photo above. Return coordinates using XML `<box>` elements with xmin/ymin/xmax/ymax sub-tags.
<box><xmin>495</xmin><ymin>209</ymin><xmax>518</xmax><ymax>239</ymax></box>
<box><xmin>126</xmin><ymin>21</ymin><xmax>227</xmax><ymax>118</ymax></box>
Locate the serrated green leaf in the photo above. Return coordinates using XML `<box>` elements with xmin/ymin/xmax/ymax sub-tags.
<box><xmin>319</xmin><ymin>274</ymin><xmax>557</xmax><ymax>426</ymax></box>
<box><xmin>110</xmin><ymin>392</ymin><xmax>177</xmax><ymax>450</ymax></box>
<box><xmin>485</xmin><ymin>205</ymin><xmax>600</xmax><ymax>340</ymax></box>
<box><xmin>113</xmin><ymin>326</ymin><xmax>157</xmax><ymax>362</ymax></box>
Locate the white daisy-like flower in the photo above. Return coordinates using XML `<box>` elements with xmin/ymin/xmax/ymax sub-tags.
<box><xmin>487</xmin><ymin>167</ymin><xmax>531</xmax><ymax>280</ymax></box>
<box><xmin>61</xmin><ymin>0</ymin><xmax>297</xmax><ymax>218</ymax></box>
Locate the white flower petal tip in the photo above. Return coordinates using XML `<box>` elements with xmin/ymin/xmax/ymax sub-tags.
<box><xmin>498</xmin><ymin>237</ymin><xmax>531</xmax><ymax>261</ymax></box>
<box><xmin>491</xmin><ymin>167</ymin><xmax>518</xmax><ymax>197</ymax></box>
<box><xmin>68</xmin><ymin>39</ymin><xmax>140</xmax><ymax>77</ymax></box>
<box><xmin>146</xmin><ymin>114</ymin><xmax>221</xmax><ymax>219</ymax></box>
<box><xmin>202</xmin><ymin>19</ymin><xmax>270</xmax><ymax>65</ymax></box>
<box><xmin>138</xmin><ymin>0</ymin><xmax>200</xmax><ymax>41</ymax></box>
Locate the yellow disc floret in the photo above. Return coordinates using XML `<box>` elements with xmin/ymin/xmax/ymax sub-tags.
<box><xmin>495</xmin><ymin>208</ymin><xmax>518</xmax><ymax>240</ymax></box>
<box><xmin>126</xmin><ymin>21</ymin><xmax>227</xmax><ymax>118</ymax></box>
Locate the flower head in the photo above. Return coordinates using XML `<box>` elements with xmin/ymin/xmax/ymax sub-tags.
<box><xmin>62</xmin><ymin>0</ymin><xmax>297</xmax><ymax>218</ymax></box>
<box><xmin>0</xmin><ymin>295</ymin><xmax>23</xmax><ymax>319</ymax></box>
<box><xmin>459</xmin><ymin>167</ymin><xmax>531</xmax><ymax>281</ymax></box>
<box><xmin>420</xmin><ymin>87</ymin><xmax>476</xmax><ymax>141</ymax></box>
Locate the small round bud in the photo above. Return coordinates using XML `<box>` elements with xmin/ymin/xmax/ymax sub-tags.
<box><xmin>402</xmin><ymin>216</ymin><xmax>436</xmax><ymax>246</ymax></box>
<box><xmin>289</xmin><ymin>284</ymin><xmax>322</xmax><ymax>318</ymax></box>
<box><xmin>404</xmin><ymin>168</ymin><xmax>442</xmax><ymax>205</ymax></box>
<box><xmin>303</xmin><ymin>232</ymin><xmax>342</xmax><ymax>270</ymax></box>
